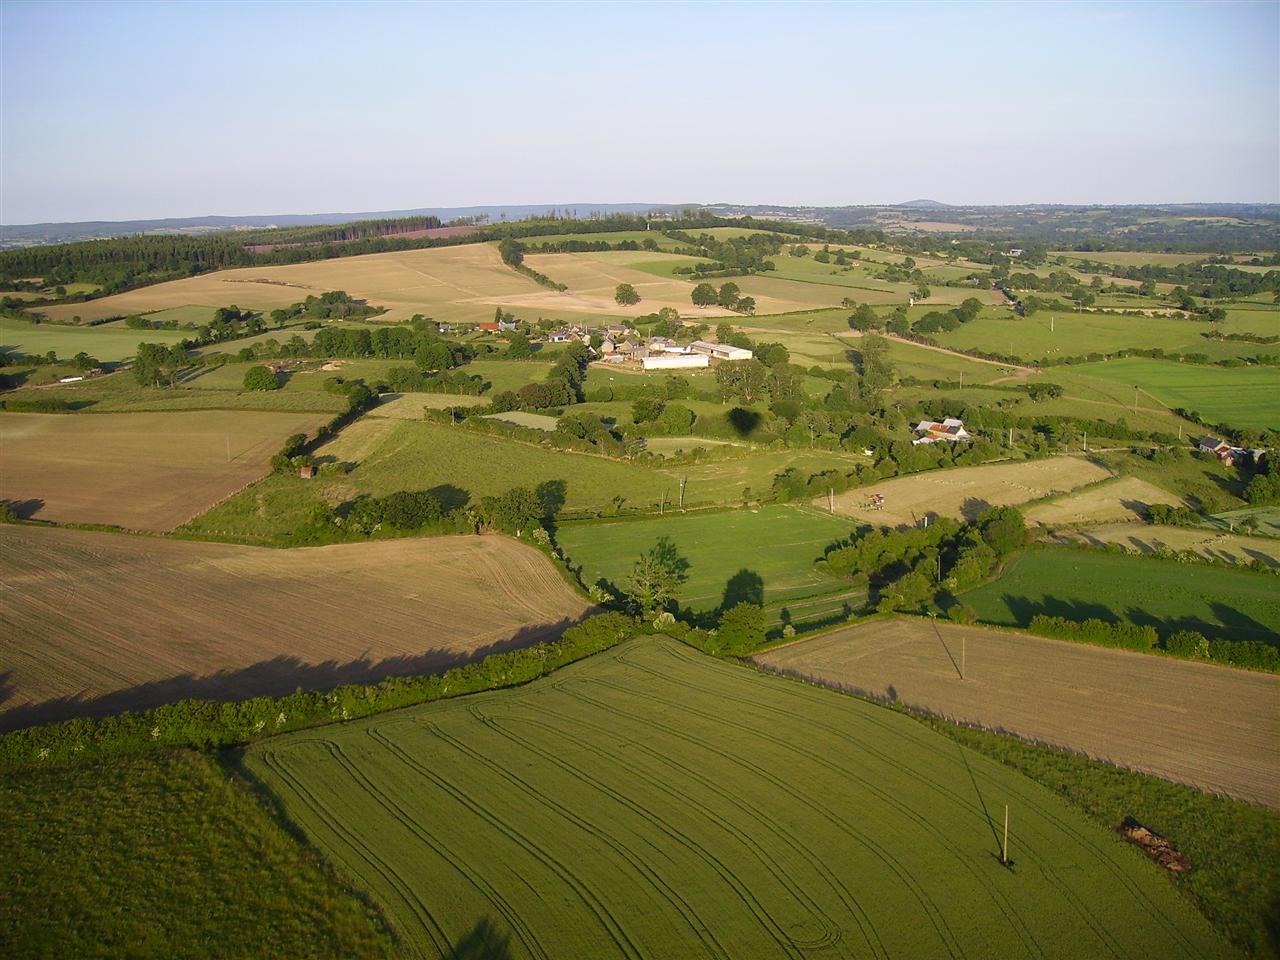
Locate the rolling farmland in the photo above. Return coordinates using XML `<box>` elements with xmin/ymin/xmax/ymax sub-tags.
<box><xmin>824</xmin><ymin>456</ymin><xmax>1112</xmax><ymax>527</ymax></box>
<box><xmin>757</xmin><ymin>618</ymin><xmax>1280</xmax><ymax>809</ymax></box>
<box><xmin>1023</xmin><ymin>476</ymin><xmax>1183</xmax><ymax>526</ymax></box>
<box><xmin>960</xmin><ymin>546</ymin><xmax>1280</xmax><ymax>643</ymax></box>
<box><xmin>0</xmin><ymin>526</ymin><xmax>592</xmax><ymax>729</ymax></box>
<box><xmin>245</xmin><ymin>637</ymin><xmax>1232</xmax><ymax>959</ymax></box>
<box><xmin>0</xmin><ymin>409</ymin><xmax>331</xmax><ymax>530</ymax></box>
<box><xmin>0</xmin><ymin>315</ymin><xmax>190</xmax><ymax>361</ymax></box>
<box><xmin>1052</xmin><ymin>523</ymin><xmax>1280</xmax><ymax>567</ymax></box>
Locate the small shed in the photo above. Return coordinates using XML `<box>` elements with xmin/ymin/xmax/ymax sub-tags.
<box><xmin>299</xmin><ymin>465</ymin><xmax>316</xmax><ymax>480</ymax></box>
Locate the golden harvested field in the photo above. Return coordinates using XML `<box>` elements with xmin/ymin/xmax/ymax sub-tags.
<box><xmin>518</xmin><ymin>252</ymin><xmax>784</xmax><ymax>317</ymax></box>
<box><xmin>367</xmin><ymin>391</ymin><xmax>487</xmax><ymax>418</ymax></box>
<box><xmin>1023</xmin><ymin>476</ymin><xmax>1183</xmax><ymax>527</ymax></box>
<box><xmin>757</xmin><ymin>618</ymin><xmax>1280</xmax><ymax>808</ymax></box>
<box><xmin>0</xmin><ymin>410</ymin><xmax>329</xmax><ymax>531</ymax></box>
<box><xmin>31</xmin><ymin>244</ymin><xmax>543</xmax><ymax>325</ymax></box>
<box><xmin>0</xmin><ymin>526</ymin><xmax>593</xmax><ymax>730</ymax></box>
<box><xmin>1053</xmin><ymin>523</ymin><xmax>1280</xmax><ymax>567</ymax></box>
<box><xmin>825</xmin><ymin>456</ymin><xmax>1112</xmax><ymax>526</ymax></box>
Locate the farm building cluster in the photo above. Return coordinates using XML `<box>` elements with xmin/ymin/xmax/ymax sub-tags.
<box><xmin>599</xmin><ymin>335</ymin><xmax>754</xmax><ymax>371</ymax></box>
<box><xmin>1197</xmin><ymin>436</ymin><xmax>1265</xmax><ymax>468</ymax></box>
<box><xmin>911</xmin><ymin>417</ymin><xmax>971</xmax><ymax>445</ymax></box>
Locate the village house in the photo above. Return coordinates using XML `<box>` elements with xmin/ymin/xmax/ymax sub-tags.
<box><xmin>1197</xmin><ymin>435</ymin><xmax>1255</xmax><ymax>467</ymax></box>
<box><xmin>497</xmin><ymin>318</ymin><xmax>520</xmax><ymax>333</ymax></box>
<box><xmin>912</xmin><ymin>417</ymin><xmax>971</xmax><ymax>445</ymax></box>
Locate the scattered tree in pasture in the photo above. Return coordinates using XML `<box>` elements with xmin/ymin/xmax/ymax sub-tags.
<box><xmin>691</xmin><ymin>283</ymin><xmax>719</xmax><ymax>307</ymax></box>
<box><xmin>614</xmin><ymin>283</ymin><xmax>641</xmax><ymax>306</ymax></box>
<box><xmin>242</xmin><ymin>365</ymin><xmax>280</xmax><ymax>391</ymax></box>
<box><xmin>717</xmin><ymin>282</ymin><xmax>741</xmax><ymax>310</ymax></box>
<box><xmin>133</xmin><ymin>342</ymin><xmax>189</xmax><ymax>388</ymax></box>
<box><xmin>625</xmin><ymin>537</ymin><xmax>690</xmax><ymax>615</ymax></box>
<box><xmin>715</xmin><ymin>358</ymin><xmax>768</xmax><ymax>403</ymax></box>
<box><xmin>715</xmin><ymin>601</ymin><xmax>766</xmax><ymax>654</ymax></box>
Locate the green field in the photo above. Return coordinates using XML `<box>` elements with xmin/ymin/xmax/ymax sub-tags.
<box><xmin>1068</xmin><ymin>358</ymin><xmax>1280</xmax><ymax>431</ymax></box>
<box><xmin>558</xmin><ymin>505</ymin><xmax>858</xmax><ymax>614</ymax></box>
<box><xmin>0</xmin><ymin>315</ymin><xmax>189</xmax><ymax>362</ymax></box>
<box><xmin>926</xmin><ymin>309</ymin><xmax>1264</xmax><ymax>364</ymax></box>
<box><xmin>2</xmin><ymin>750</ymin><xmax>391</xmax><ymax>959</ymax></box>
<box><xmin>961</xmin><ymin>546</ymin><xmax>1280</xmax><ymax>643</ymax></box>
<box><xmin>244</xmin><ymin>637</ymin><xmax>1232</xmax><ymax>959</ymax></box>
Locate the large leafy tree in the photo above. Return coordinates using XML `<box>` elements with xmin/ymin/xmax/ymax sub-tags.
<box><xmin>614</xmin><ymin>283</ymin><xmax>641</xmax><ymax>306</ymax></box>
<box><xmin>625</xmin><ymin>537</ymin><xmax>690</xmax><ymax>615</ymax></box>
<box><xmin>691</xmin><ymin>282</ymin><xmax>718</xmax><ymax>307</ymax></box>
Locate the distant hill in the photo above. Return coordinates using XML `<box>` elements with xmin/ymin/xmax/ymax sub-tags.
<box><xmin>0</xmin><ymin>203</ymin><xmax>691</xmax><ymax>249</ymax></box>
<box><xmin>895</xmin><ymin>199</ymin><xmax>951</xmax><ymax>209</ymax></box>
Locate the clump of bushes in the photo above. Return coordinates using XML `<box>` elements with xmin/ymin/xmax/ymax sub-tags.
<box><xmin>242</xmin><ymin>365</ymin><xmax>280</xmax><ymax>391</ymax></box>
<box><xmin>1028</xmin><ymin>614</ymin><xmax>1158</xmax><ymax>651</ymax></box>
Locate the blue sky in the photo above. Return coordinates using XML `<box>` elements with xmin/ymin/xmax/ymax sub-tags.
<box><xmin>1</xmin><ymin>0</ymin><xmax>1276</xmax><ymax>222</ymax></box>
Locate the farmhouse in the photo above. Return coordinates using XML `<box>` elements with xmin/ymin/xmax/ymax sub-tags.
<box><xmin>690</xmin><ymin>340</ymin><xmax>754</xmax><ymax>362</ymax></box>
<box><xmin>476</xmin><ymin>321</ymin><xmax>500</xmax><ymax>332</ymax></box>
<box><xmin>1198</xmin><ymin>435</ymin><xmax>1250</xmax><ymax>466</ymax></box>
<box><xmin>912</xmin><ymin>417</ymin><xmax>971</xmax><ymax>445</ymax></box>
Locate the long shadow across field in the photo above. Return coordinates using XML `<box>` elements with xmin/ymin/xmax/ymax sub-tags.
<box><xmin>0</xmin><ymin>618</ymin><xmax>581</xmax><ymax>733</ymax></box>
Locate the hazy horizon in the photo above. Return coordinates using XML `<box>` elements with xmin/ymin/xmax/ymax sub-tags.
<box><xmin>2</xmin><ymin>0</ymin><xmax>1277</xmax><ymax>224</ymax></box>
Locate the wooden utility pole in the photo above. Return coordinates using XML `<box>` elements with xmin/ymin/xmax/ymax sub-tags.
<box><xmin>1083</xmin><ymin>431</ymin><xmax>1087</xmax><ymax>453</ymax></box>
<box><xmin>679</xmin><ymin>477</ymin><xmax>686</xmax><ymax>509</ymax></box>
<box><xmin>828</xmin><ymin>487</ymin><xmax>835</xmax><ymax>513</ymax></box>
<box><xmin>225</xmin><ymin>435</ymin><xmax>231</xmax><ymax>463</ymax></box>
<box><xmin>1002</xmin><ymin>805</ymin><xmax>1010</xmax><ymax>865</ymax></box>
<box><xmin>660</xmin><ymin>490</ymin><xmax>666</xmax><ymax>515</ymax></box>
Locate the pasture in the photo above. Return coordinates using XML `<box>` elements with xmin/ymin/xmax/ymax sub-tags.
<box><xmin>556</xmin><ymin>506</ymin><xmax>858</xmax><ymax>614</ymax></box>
<box><xmin>1052</xmin><ymin>523</ymin><xmax>1280</xmax><ymax>568</ymax></box>
<box><xmin>959</xmin><ymin>546</ymin><xmax>1280</xmax><ymax>644</ymax></box>
<box><xmin>245</xmin><ymin>636</ymin><xmax>1233</xmax><ymax>960</ymax></box>
<box><xmin>825</xmin><ymin>456</ymin><xmax>1113</xmax><ymax>527</ymax></box>
<box><xmin>926</xmin><ymin>310</ymin><xmax>1262</xmax><ymax>364</ymax></box>
<box><xmin>187</xmin><ymin>418</ymin><xmax>864</xmax><ymax>543</ymax></box>
<box><xmin>1070</xmin><ymin>358</ymin><xmax>1280</xmax><ymax>431</ymax></box>
<box><xmin>0</xmin><ymin>409</ymin><xmax>330</xmax><ymax>531</ymax></box>
<box><xmin>2</xmin><ymin>750</ymin><xmax>392</xmax><ymax>959</ymax></box>
<box><xmin>0</xmin><ymin>315</ymin><xmax>188</xmax><ymax>361</ymax></box>
<box><xmin>0</xmin><ymin>526</ymin><xmax>592</xmax><ymax>730</ymax></box>
<box><xmin>757</xmin><ymin>617</ymin><xmax>1280</xmax><ymax>809</ymax></box>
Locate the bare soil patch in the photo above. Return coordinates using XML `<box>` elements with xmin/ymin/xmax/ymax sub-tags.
<box><xmin>0</xmin><ymin>526</ymin><xmax>593</xmax><ymax>730</ymax></box>
<box><xmin>0</xmin><ymin>410</ymin><xmax>330</xmax><ymax>531</ymax></box>
<box><xmin>825</xmin><ymin>456</ymin><xmax>1111</xmax><ymax>526</ymax></box>
<box><xmin>757</xmin><ymin>618</ymin><xmax>1280</xmax><ymax>808</ymax></box>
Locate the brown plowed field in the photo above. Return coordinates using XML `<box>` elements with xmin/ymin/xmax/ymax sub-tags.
<box><xmin>757</xmin><ymin>618</ymin><xmax>1280</xmax><ymax>808</ymax></box>
<box><xmin>0</xmin><ymin>410</ymin><xmax>330</xmax><ymax>531</ymax></box>
<box><xmin>0</xmin><ymin>526</ymin><xmax>593</xmax><ymax>730</ymax></box>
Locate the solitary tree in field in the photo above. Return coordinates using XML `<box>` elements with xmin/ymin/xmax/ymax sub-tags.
<box><xmin>614</xmin><ymin>283</ymin><xmax>641</xmax><ymax>306</ymax></box>
<box><xmin>242</xmin><ymin>365</ymin><xmax>280</xmax><ymax>391</ymax></box>
<box><xmin>691</xmin><ymin>282</ymin><xmax>718</xmax><ymax>308</ymax></box>
<box><xmin>717</xmin><ymin>282</ymin><xmax>741</xmax><ymax>310</ymax></box>
<box><xmin>625</xmin><ymin>537</ymin><xmax>690</xmax><ymax>615</ymax></box>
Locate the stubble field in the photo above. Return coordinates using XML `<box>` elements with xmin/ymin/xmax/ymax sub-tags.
<box><xmin>245</xmin><ymin>636</ymin><xmax>1232</xmax><ymax>960</ymax></box>
<box><xmin>0</xmin><ymin>525</ymin><xmax>592</xmax><ymax>729</ymax></box>
<box><xmin>824</xmin><ymin>456</ymin><xmax>1112</xmax><ymax>526</ymax></box>
<box><xmin>0</xmin><ymin>409</ymin><xmax>331</xmax><ymax>530</ymax></box>
<box><xmin>757</xmin><ymin>618</ymin><xmax>1280</xmax><ymax>809</ymax></box>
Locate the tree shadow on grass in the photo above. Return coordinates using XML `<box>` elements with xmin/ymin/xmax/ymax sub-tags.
<box><xmin>450</xmin><ymin>918</ymin><xmax>514</xmax><ymax>960</ymax></box>
<box><xmin>0</xmin><ymin>617</ymin><xmax>588</xmax><ymax>733</ymax></box>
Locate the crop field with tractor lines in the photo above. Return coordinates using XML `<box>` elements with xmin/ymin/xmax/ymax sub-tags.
<box><xmin>245</xmin><ymin>636</ymin><xmax>1233</xmax><ymax>960</ymax></box>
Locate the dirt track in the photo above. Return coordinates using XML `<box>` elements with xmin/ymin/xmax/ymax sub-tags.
<box><xmin>757</xmin><ymin>618</ymin><xmax>1280</xmax><ymax>808</ymax></box>
<box><xmin>0</xmin><ymin>526</ymin><xmax>593</xmax><ymax>730</ymax></box>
